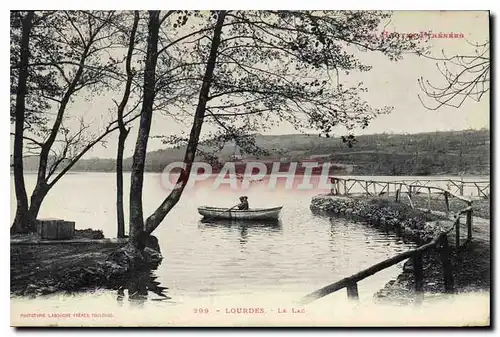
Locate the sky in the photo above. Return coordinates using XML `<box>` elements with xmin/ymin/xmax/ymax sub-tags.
<box><xmin>20</xmin><ymin>10</ymin><xmax>492</xmax><ymax>159</ymax></box>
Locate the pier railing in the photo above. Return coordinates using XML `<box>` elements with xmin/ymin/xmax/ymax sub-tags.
<box><xmin>300</xmin><ymin>206</ymin><xmax>472</xmax><ymax>306</ymax></box>
<box><xmin>330</xmin><ymin>176</ymin><xmax>474</xmax><ymax>247</ymax></box>
<box><xmin>330</xmin><ymin>177</ymin><xmax>475</xmax><ymax>220</ymax></box>
<box><xmin>330</xmin><ymin>177</ymin><xmax>489</xmax><ymax>199</ymax></box>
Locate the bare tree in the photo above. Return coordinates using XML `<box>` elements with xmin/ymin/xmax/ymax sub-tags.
<box><xmin>418</xmin><ymin>40</ymin><xmax>490</xmax><ymax>110</ymax></box>
<box><xmin>11</xmin><ymin>11</ymin><xmax>35</xmax><ymax>234</ymax></box>
<box><xmin>129</xmin><ymin>10</ymin><xmax>166</xmax><ymax>249</ymax></box>
<box><xmin>10</xmin><ymin>11</ymin><xmax>139</xmax><ymax>233</ymax></box>
<box><xmin>115</xmin><ymin>11</ymin><xmax>140</xmax><ymax>238</ymax></box>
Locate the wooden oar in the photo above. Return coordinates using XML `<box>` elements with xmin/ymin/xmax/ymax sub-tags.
<box><xmin>202</xmin><ymin>204</ymin><xmax>239</xmax><ymax>222</ymax></box>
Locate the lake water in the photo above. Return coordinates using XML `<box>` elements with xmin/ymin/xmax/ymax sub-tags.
<box><xmin>10</xmin><ymin>173</ymin><xmax>489</xmax><ymax>326</ymax></box>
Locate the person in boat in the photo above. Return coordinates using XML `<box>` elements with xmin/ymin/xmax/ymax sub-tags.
<box><xmin>237</xmin><ymin>196</ymin><xmax>249</xmax><ymax>210</ymax></box>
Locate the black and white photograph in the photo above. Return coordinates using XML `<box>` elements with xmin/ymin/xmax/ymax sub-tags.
<box><xmin>8</xmin><ymin>7</ymin><xmax>490</xmax><ymax>327</ymax></box>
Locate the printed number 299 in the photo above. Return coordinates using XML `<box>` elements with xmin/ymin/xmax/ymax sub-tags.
<box><xmin>194</xmin><ymin>308</ymin><xmax>209</xmax><ymax>313</ymax></box>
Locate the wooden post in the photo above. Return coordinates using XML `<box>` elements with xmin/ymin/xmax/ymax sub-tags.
<box><xmin>395</xmin><ymin>189</ymin><xmax>400</xmax><ymax>202</ymax></box>
<box><xmin>347</xmin><ymin>181</ymin><xmax>354</xmax><ymax>195</ymax></box>
<box><xmin>332</xmin><ymin>178</ymin><xmax>338</xmax><ymax>195</ymax></box>
<box><xmin>365</xmin><ymin>181</ymin><xmax>369</xmax><ymax>197</ymax></box>
<box><xmin>455</xmin><ymin>217</ymin><xmax>460</xmax><ymax>249</ymax></box>
<box><xmin>387</xmin><ymin>183</ymin><xmax>390</xmax><ymax>196</ymax></box>
<box><xmin>407</xmin><ymin>194</ymin><xmax>414</xmax><ymax>209</ymax></box>
<box><xmin>408</xmin><ymin>186</ymin><xmax>412</xmax><ymax>199</ymax></box>
<box><xmin>467</xmin><ymin>201</ymin><xmax>473</xmax><ymax>242</ymax></box>
<box><xmin>444</xmin><ymin>191</ymin><xmax>450</xmax><ymax>217</ymax></box>
<box><xmin>344</xmin><ymin>180</ymin><xmax>347</xmax><ymax>196</ymax></box>
<box><xmin>346</xmin><ymin>282</ymin><xmax>359</xmax><ymax>301</ymax></box>
<box><xmin>439</xmin><ymin>235</ymin><xmax>454</xmax><ymax>293</ymax></box>
<box><xmin>460</xmin><ymin>180</ymin><xmax>464</xmax><ymax>196</ymax></box>
<box><xmin>427</xmin><ymin>187</ymin><xmax>431</xmax><ymax>212</ymax></box>
<box><xmin>413</xmin><ymin>253</ymin><xmax>424</xmax><ymax>305</ymax></box>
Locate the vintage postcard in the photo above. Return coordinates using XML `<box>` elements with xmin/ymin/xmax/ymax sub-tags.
<box><xmin>9</xmin><ymin>9</ymin><xmax>490</xmax><ymax>327</ymax></box>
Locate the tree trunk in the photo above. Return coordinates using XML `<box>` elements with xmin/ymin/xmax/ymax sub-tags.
<box><xmin>24</xmin><ymin>183</ymin><xmax>49</xmax><ymax>231</ymax></box>
<box><xmin>144</xmin><ymin>11</ymin><xmax>227</xmax><ymax>236</ymax></box>
<box><xmin>116</xmin><ymin>129</ymin><xmax>129</xmax><ymax>238</ymax></box>
<box><xmin>11</xmin><ymin>11</ymin><xmax>34</xmax><ymax>234</ymax></box>
<box><xmin>27</xmin><ymin>198</ymin><xmax>43</xmax><ymax>227</ymax></box>
<box><xmin>116</xmin><ymin>11</ymin><xmax>139</xmax><ymax>239</ymax></box>
<box><xmin>129</xmin><ymin>11</ymin><xmax>161</xmax><ymax>249</ymax></box>
<box><xmin>23</xmin><ymin>20</ymin><xmax>93</xmax><ymax>233</ymax></box>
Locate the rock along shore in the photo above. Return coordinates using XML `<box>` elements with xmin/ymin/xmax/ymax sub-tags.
<box><xmin>310</xmin><ymin>194</ymin><xmax>454</xmax><ymax>304</ymax></box>
<box><xmin>310</xmin><ymin>195</ymin><xmax>452</xmax><ymax>243</ymax></box>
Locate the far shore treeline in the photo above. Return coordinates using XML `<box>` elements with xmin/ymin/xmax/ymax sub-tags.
<box><xmin>14</xmin><ymin>129</ymin><xmax>489</xmax><ymax>176</ymax></box>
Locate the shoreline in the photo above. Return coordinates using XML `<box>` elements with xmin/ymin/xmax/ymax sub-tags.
<box><xmin>309</xmin><ymin>194</ymin><xmax>491</xmax><ymax>304</ymax></box>
<box><xmin>10</xmin><ymin>230</ymin><xmax>163</xmax><ymax>298</ymax></box>
<box><xmin>11</xmin><ymin>194</ymin><xmax>490</xmax><ymax>305</ymax></box>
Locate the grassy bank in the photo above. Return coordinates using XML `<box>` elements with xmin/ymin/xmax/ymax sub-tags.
<box><xmin>375</xmin><ymin>233</ymin><xmax>490</xmax><ymax>305</ymax></box>
<box><xmin>10</xmin><ymin>232</ymin><xmax>163</xmax><ymax>297</ymax></box>
<box><xmin>390</xmin><ymin>193</ymin><xmax>491</xmax><ymax>219</ymax></box>
<box><xmin>11</xmin><ymin>242</ymin><xmax>123</xmax><ymax>296</ymax></box>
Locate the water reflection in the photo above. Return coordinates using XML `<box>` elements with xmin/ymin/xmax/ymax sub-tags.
<box><xmin>240</xmin><ymin>226</ymin><xmax>248</xmax><ymax>246</ymax></box>
<box><xmin>199</xmin><ymin>219</ymin><xmax>282</xmax><ymax>233</ymax></box>
<box><xmin>200</xmin><ymin>217</ymin><xmax>282</xmax><ymax>227</ymax></box>
<box><xmin>114</xmin><ymin>269</ymin><xmax>170</xmax><ymax>306</ymax></box>
<box><xmin>198</xmin><ymin>219</ymin><xmax>283</xmax><ymax>249</ymax></box>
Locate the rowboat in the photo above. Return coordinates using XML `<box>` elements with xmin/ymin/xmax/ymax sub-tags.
<box><xmin>197</xmin><ymin>206</ymin><xmax>283</xmax><ymax>221</ymax></box>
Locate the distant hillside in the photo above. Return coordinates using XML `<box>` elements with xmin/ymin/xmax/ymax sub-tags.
<box><xmin>18</xmin><ymin>129</ymin><xmax>490</xmax><ymax>176</ymax></box>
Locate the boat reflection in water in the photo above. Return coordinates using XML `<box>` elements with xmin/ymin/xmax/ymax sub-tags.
<box><xmin>199</xmin><ymin>218</ymin><xmax>282</xmax><ymax>229</ymax></box>
<box><xmin>199</xmin><ymin>218</ymin><xmax>283</xmax><ymax>246</ymax></box>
